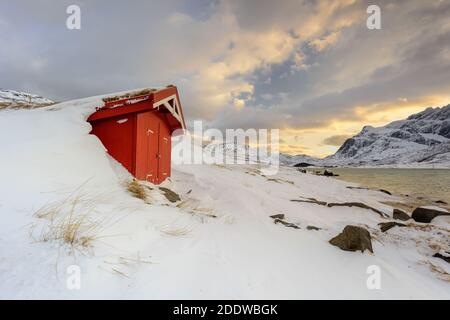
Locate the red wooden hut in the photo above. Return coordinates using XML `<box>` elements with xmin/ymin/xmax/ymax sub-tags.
<box><xmin>87</xmin><ymin>85</ymin><xmax>185</xmax><ymax>184</ymax></box>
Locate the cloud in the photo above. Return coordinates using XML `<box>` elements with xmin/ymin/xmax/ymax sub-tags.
<box><xmin>322</xmin><ymin>135</ymin><xmax>352</xmax><ymax>147</ymax></box>
<box><xmin>1</xmin><ymin>0</ymin><xmax>449</xmax><ymax>157</ymax></box>
<box><xmin>309</xmin><ymin>31</ymin><xmax>341</xmax><ymax>52</ymax></box>
<box><xmin>279</xmin><ymin>144</ymin><xmax>310</xmax><ymax>155</ymax></box>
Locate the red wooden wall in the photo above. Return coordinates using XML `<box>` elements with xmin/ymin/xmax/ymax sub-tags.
<box><xmin>90</xmin><ymin>114</ymin><xmax>136</xmax><ymax>174</ymax></box>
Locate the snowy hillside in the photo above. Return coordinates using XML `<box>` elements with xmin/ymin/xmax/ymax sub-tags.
<box><xmin>0</xmin><ymin>93</ymin><xmax>449</xmax><ymax>299</ymax></box>
<box><xmin>0</xmin><ymin>89</ymin><xmax>53</xmax><ymax>109</ymax></box>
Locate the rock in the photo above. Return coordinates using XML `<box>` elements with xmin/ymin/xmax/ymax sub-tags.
<box><xmin>159</xmin><ymin>187</ymin><xmax>181</xmax><ymax>203</ymax></box>
<box><xmin>291</xmin><ymin>198</ymin><xmax>327</xmax><ymax>206</ymax></box>
<box><xmin>274</xmin><ymin>218</ymin><xmax>300</xmax><ymax>229</ymax></box>
<box><xmin>433</xmin><ymin>252</ymin><xmax>450</xmax><ymax>264</ymax></box>
<box><xmin>378</xmin><ymin>222</ymin><xmax>407</xmax><ymax>233</ymax></box>
<box><xmin>378</xmin><ymin>189</ymin><xmax>392</xmax><ymax>195</ymax></box>
<box><xmin>393</xmin><ymin>209</ymin><xmax>411</xmax><ymax>221</ymax></box>
<box><xmin>327</xmin><ymin>202</ymin><xmax>387</xmax><ymax>218</ymax></box>
<box><xmin>329</xmin><ymin>225</ymin><xmax>373</xmax><ymax>253</ymax></box>
<box><xmin>347</xmin><ymin>186</ymin><xmax>391</xmax><ymax>195</ymax></box>
<box><xmin>323</xmin><ymin>170</ymin><xmax>338</xmax><ymax>177</ymax></box>
<box><xmin>270</xmin><ymin>214</ymin><xmax>285</xmax><ymax>220</ymax></box>
<box><xmin>307</xmin><ymin>225</ymin><xmax>321</xmax><ymax>231</ymax></box>
<box><xmin>298</xmin><ymin>169</ymin><xmax>307</xmax><ymax>174</ymax></box>
<box><xmin>435</xmin><ymin>200</ymin><xmax>448</xmax><ymax>205</ymax></box>
<box><xmin>411</xmin><ymin>207</ymin><xmax>450</xmax><ymax>223</ymax></box>
<box><xmin>294</xmin><ymin>162</ymin><xmax>314</xmax><ymax>168</ymax></box>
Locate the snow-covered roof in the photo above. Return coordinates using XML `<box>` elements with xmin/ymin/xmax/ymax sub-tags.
<box><xmin>98</xmin><ymin>86</ymin><xmax>186</xmax><ymax>131</ymax></box>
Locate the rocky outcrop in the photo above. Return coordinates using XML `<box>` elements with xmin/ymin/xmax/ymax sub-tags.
<box><xmin>329</xmin><ymin>225</ymin><xmax>373</xmax><ymax>253</ymax></box>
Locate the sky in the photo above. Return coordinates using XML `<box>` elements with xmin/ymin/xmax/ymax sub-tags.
<box><xmin>1</xmin><ymin>0</ymin><xmax>450</xmax><ymax>157</ymax></box>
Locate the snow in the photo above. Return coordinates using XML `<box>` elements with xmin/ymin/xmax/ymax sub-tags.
<box><xmin>0</xmin><ymin>94</ymin><xmax>449</xmax><ymax>299</ymax></box>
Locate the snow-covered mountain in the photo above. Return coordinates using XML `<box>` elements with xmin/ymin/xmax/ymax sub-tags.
<box><xmin>0</xmin><ymin>89</ymin><xmax>53</xmax><ymax>109</ymax></box>
<box><xmin>325</xmin><ymin>105</ymin><xmax>450</xmax><ymax>166</ymax></box>
<box><xmin>281</xmin><ymin>105</ymin><xmax>450</xmax><ymax>167</ymax></box>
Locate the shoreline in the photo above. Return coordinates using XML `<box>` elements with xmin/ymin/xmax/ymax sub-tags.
<box><xmin>299</xmin><ymin>167</ymin><xmax>450</xmax><ymax>212</ymax></box>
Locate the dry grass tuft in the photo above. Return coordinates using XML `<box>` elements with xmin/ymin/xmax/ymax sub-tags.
<box><xmin>126</xmin><ymin>180</ymin><xmax>147</xmax><ymax>201</ymax></box>
<box><xmin>31</xmin><ymin>195</ymin><xmax>115</xmax><ymax>253</ymax></box>
<box><xmin>158</xmin><ymin>223</ymin><xmax>191</xmax><ymax>237</ymax></box>
<box><xmin>102</xmin><ymin>89</ymin><xmax>157</xmax><ymax>103</ymax></box>
<box><xmin>160</xmin><ymin>228</ymin><xmax>191</xmax><ymax>237</ymax></box>
<box><xmin>420</xmin><ymin>260</ymin><xmax>450</xmax><ymax>282</ymax></box>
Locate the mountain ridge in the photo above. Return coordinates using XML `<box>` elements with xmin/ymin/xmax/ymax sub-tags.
<box><xmin>283</xmin><ymin>105</ymin><xmax>450</xmax><ymax>167</ymax></box>
<box><xmin>0</xmin><ymin>89</ymin><xmax>54</xmax><ymax>109</ymax></box>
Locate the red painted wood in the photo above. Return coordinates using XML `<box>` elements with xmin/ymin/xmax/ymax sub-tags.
<box><xmin>135</xmin><ymin>111</ymin><xmax>161</xmax><ymax>183</ymax></box>
<box><xmin>158</xmin><ymin>117</ymin><xmax>171</xmax><ymax>183</ymax></box>
<box><xmin>90</xmin><ymin>114</ymin><xmax>136</xmax><ymax>175</ymax></box>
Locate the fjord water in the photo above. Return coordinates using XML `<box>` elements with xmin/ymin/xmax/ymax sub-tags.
<box><xmin>323</xmin><ymin>168</ymin><xmax>450</xmax><ymax>204</ymax></box>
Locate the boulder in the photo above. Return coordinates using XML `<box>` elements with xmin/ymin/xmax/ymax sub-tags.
<box><xmin>393</xmin><ymin>209</ymin><xmax>411</xmax><ymax>221</ymax></box>
<box><xmin>411</xmin><ymin>207</ymin><xmax>450</xmax><ymax>223</ymax></box>
<box><xmin>329</xmin><ymin>225</ymin><xmax>373</xmax><ymax>253</ymax></box>
<box><xmin>307</xmin><ymin>225</ymin><xmax>321</xmax><ymax>231</ymax></box>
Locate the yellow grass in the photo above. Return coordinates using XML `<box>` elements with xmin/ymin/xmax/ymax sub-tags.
<box><xmin>126</xmin><ymin>179</ymin><xmax>147</xmax><ymax>201</ymax></box>
<box><xmin>31</xmin><ymin>195</ymin><xmax>114</xmax><ymax>253</ymax></box>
